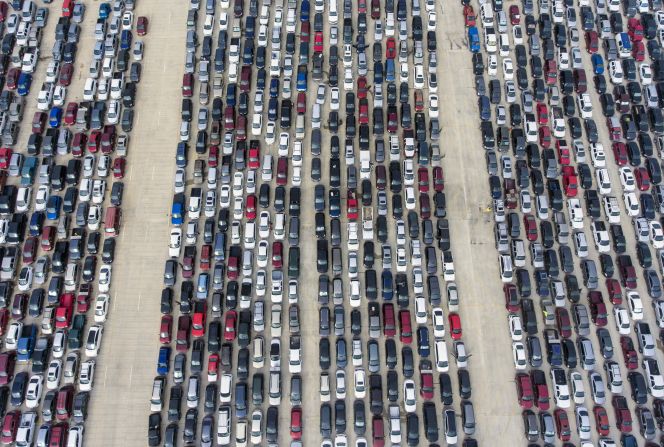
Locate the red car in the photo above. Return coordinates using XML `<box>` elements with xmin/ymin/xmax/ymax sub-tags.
<box><xmin>113</xmin><ymin>157</ymin><xmax>126</xmax><ymax>178</ymax></box>
<box><xmin>0</xmin><ymin>2</ymin><xmax>7</xmax><ymax>22</ymax></box>
<box><xmin>32</xmin><ymin>112</ymin><xmax>47</xmax><ymax>134</ymax></box>
<box><xmin>40</xmin><ymin>226</ymin><xmax>55</xmax><ymax>252</ymax></box>
<box><xmin>208</xmin><ymin>145</ymin><xmax>219</xmax><ymax>167</ymax></box>
<box><xmin>585</xmin><ymin>31</ymin><xmax>599</xmax><ymax>53</ymax></box>
<box><xmin>628</xmin><ymin>18</ymin><xmax>644</xmax><ymax>41</ymax></box>
<box><xmin>200</xmin><ymin>244</ymin><xmax>211</xmax><ymax>271</ymax></box>
<box><xmin>370</xmin><ymin>0</ymin><xmax>380</xmax><ymax>18</ymax></box>
<box><xmin>516</xmin><ymin>373</ymin><xmax>534</xmax><ymax>409</ymax></box>
<box><xmin>448</xmin><ymin>313</ymin><xmax>462</xmax><ymax>340</ymax></box>
<box><xmin>290</xmin><ymin>407</ymin><xmax>302</xmax><ymax>440</ymax></box>
<box><xmin>432</xmin><ymin>166</ymin><xmax>444</xmax><ymax>192</ymax></box>
<box><xmin>463</xmin><ymin>5</ymin><xmax>476</xmax><ymax>27</ymax></box>
<box><xmin>620</xmin><ymin>336</ymin><xmax>638</xmax><ymax>369</ymax></box>
<box><xmin>635</xmin><ymin>167</ymin><xmax>650</xmax><ymax>191</ymax></box>
<box><xmin>137</xmin><ymin>16</ymin><xmax>148</xmax><ymax>35</ymax></box>
<box><xmin>612</xmin><ymin>142</ymin><xmax>628</xmax><ymax>165</ymax></box>
<box><xmin>276</xmin><ymin>156</ymin><xmax>288</xmax><ymax>185</ymax></box>
<box><xmin>554</xmin><ymin>409</ymin><xmax>571</xmax><ymax>441</ymax></box>
<box><xmin>509</xmin><ymin>4</ymin><xmax>520</xmax><ymax>24</ymax></box>
<box><xmin>236</xmin><ymin>114</ymin><xmax>247</xmax><ymax>141</ymax></box>
<box><xmin>0</xmin><ymin>148</ymin><xmax>11</xmax><ymax>169</ymax></box>
<box><xmin>0</xmin><ymin>352</ymin><xmax>15</xmax><ymax>385</ymax></box>
<box><xmin>192</xmin><ymin>310</ymin><xmax>206</xmax><ymax>338</ymax></box>
<box><xmin>5</xmin><ymin>67</ymin><xmax>19</xmax><ymax>90</ymax></box>
<box><xmin>556</xmin><ymin>140</ymin><xmax>571</xmax><ymax>165</ymax></box>
<box><xmin>606</xmin><ymin>279</ymin><xmax>622</xmax><ymax>305</ymax></box>
<box><xmin>632</xmin><ymin>40</ymin><xmax>645</xmax><ymax>61</ymax></box>
<box><xmin>72</xmin><ymin>132</ymin><xmax>87</xmax><ymax>157</ymax></box>
<box><xmin>419</xmin><ymin>370</ymin><xmax>434</xmax><ymax>399</ymax></box>
<box><xmin>248</xmin><ymin>141</ymin><xmax>260</xmax><ymax>169</ymax></box>
<box><xmin>504</xmin><ymin>284</ymin><xmax>520</xmax><ymax>312</ymax></box>
<box><xmin>314</xmin><ymin>32</ymin><xmax>323</xmax><ymax>52</ymax></box>
<box><xmin>347</xmin><ymin>190</ymin><xmax>358</xmax><ymax>220</ymax></box>
<box><xmin>63</xmin><ymin>103</ymin><xmax>78</xmax><ymax>126</ymax></box>
<box><xmin>419</xmin><ymin>194</ymin><xmax>431</xmax><ymax>219</ymax></box>
<box><xmin>561</xmin><ymin>166</ymin><xmax>578</xmax><ymax>197</ymax></box>
<box><xmin>372</xmin><ymin>417</ymin><xmax>385</xmax><ymax>447</ymax></box>
<box><xmin>415</xmin><ymin>169</ymin><xmax>429</xmax><ymax>194</ymax></box>
<box><xmin>101</xmin><ymin>125</ymin><xmax>116</xmax><ymax>154</ymax></box>
<box><xmin>612</xmin><ymin>395</ymin><xmax>632</xmax><ymax>432</ymax></box>
<box><xmin>555</xmin><ymin>308</ymin><xmax>572</xmax><ymax>338</ymax></box>
<box><xmin>0</xmin><ymin>309</ymin><xmax>8</xmax><ymax>337</ymax></box>
<box><xmin>359</xmin><ymin>98</ymin><xmax>369</xmax><ymax>124</ymax></box>
<box><xmin>272</xmin><ymin>241</ymin><xmax>283</xmax><ymax>268</ymax></box>
<box><xmin>538</xmin><ymin>126</ymin><xmax>552</xmax><ymax>148</ymax></box>
<box><xmin>87</xmin><ymin>130</ymin><xmax>101</xmax><ymax>153</ymax></box>
<box><xmin>76</xmin><ymin>284</ymin><xmax>91</xmax><ymax>313</ymax></box>
<box><xmin>387</xmin><ymin>107</ymin><xmax>398</xmax><ymax>133</ymax></box>
<box><xmin>0</xmin><ymin>411</ymin><xmax>19</xmax><ymax>445</ymax></box>
<box><xmin>383</xmin><ymin>303</ymin><xmax>396</xmax><ymax>337</ymax></box>
<box><xmin>386</xmin><ymin>38</ymin><xmax>396</xmax><ymax>59</ymax></box>
<box><xmin>593</xmin><ymin>406</ymin><xmax>610</xmax><ymax>436</ymax></box>
<box><xmin>414</xmin><ymin>90</ymin><xmax>424</xmax><ymax>112</ymax></box>
<box><xmin>159</xmin><ymin>315</ymin><xmax>172</xmax><ymax>344</ymax></box>
<box><xmin>589</xmin><ymin>291</ymin><xmax>607</xmax><ymax>327</ymax></box>
<box><xmin>58</xmin><ymin>63</ymin><xmax>74</xmax><ymax>86</ymax></box>
<box><xmin>536</xmin><ymin>103</ymin><xmax>548</xmax><ymax>125</ymax></box>
<box><xmin>357</xmin><ymin>77</ymin><xmax>368</xmax><ymax>99</ymax></box>
<box><xmin>358</xmin><ymin>0</ymin><xmax>366</xmax><ymax>12</ymax></box>
<box><xmin>399</xmin><ymin>310</ymin><xmax>412</xmax><ymax>343</ymax></box>
<box><xmin>224</xmin><ymin>310</ymin><xmax>237</xmax><ymax>341</ymax></box>
<box><xmin>523</xmin><ymin>215</ymin><xmax>538</xmax><ymax>241</ymax></box>
<box><xmin>176</xmin><ymin>315</ymin><xmax>191</xmax><ymax>352</ymax></box>
<box><xmin>296</xmin><ymin>92</ymin><xmax>306</xmax><ymax>115</ymax></box>
<box><xmin>207</xmin><ymin>353</ymin><xmax>219</xmax><ymax>380</ymax></box>
<box><xmin>22</xmin><ymin>237</ymin><xmax>37</xmax><ymax>265</ymax></box>
<box><xmin>245</xmin><ymin>194</ymin><xmax>257</xmax><ymax>221</ymax></box>
<box><xmin>608</xmin><ymin>118</ymin><xmax>623</xmax><ymax>141</ymax></box>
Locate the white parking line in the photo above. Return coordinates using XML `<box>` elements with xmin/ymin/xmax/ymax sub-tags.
<box><xmin>137</xmin><ymin>293</ymin><xmax>142</xmax><ymax>311</ymax></box>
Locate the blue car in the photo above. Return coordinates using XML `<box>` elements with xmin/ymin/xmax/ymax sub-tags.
<box><xmin>382</xmin><ymin>270</ymin><xmax>394</xmax><ymax>300</ymax></box>
<box><xmin>29</xmin><ymin>212</ymin><xmax>45</xmax><ymax>237</ymax></box>
<box><xmin>49</xmin><ymin>107</ymin><xmax>63</xmax><ymax>127</ymax></box>
<box><xmin>226</xmin><ymin>83</ymin><xmax>237</xmax><ymax>106</ymax></box>
<box><xmin>468</xmin><ymin>26</ymin><xmax>480</xmax><ymax>53</ymax></box>
<box><xmin>157</xmin><ymin>347</ymin><xmax>170</xmax><ymax>375</ymax></box>
<box><xmin>374</xmin><ymin>61</ymin><xmax>384</xmax><ymax>84</ymax></box>
<box><xmin>46</xmin><ymin>196</ymin><xmax>61</xmax><ymax>220</ymax></box>
<box><xmin>591</xmin><ymin>54</ymin><xmax>604</xmax><ymax>74</ymax></box>
<box><xmin>98</xmin><ymin>2</ymin><xmax>111</xmax><ymax>19</ymax></box>
<box><xmin>17</xmin><ymin>72</ymin><xmax>32</xmax><ymax>96</ymax></box>
<box><xmin>417</xmin><ymin>327</ymin><xmax>430</xmax><ymax>357</ymax></box>
<box><xmin>300</xmin><ymin>0</ymin><xmax>310</xmax><ymax>21</ymax></box>
<box><xmin>386</xmin><ymin>58</ymin><xmax>396</xmax><ymax>82</ymax></box>
<box><xmin>269</xmin><ymin>78</ymin><xmax>280</xmax><ymax>98</ymax></box>
<box><xmin>120</xmin><ymin>29</ymin><xmax>132</xmax><ymax>50</ymax></box>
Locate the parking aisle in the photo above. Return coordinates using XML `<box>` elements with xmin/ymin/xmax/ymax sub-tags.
<box><xmin>84</xmin><ymin>0</ymin><xmax>189</xmax><ymax>443</ymax></box>
<box><xmin>435</xmin><ymin>2</ymin><xmax>526</xmax><ymax>443</ymax></box>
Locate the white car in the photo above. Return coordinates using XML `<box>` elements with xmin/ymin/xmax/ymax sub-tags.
<box><xmin>94</xmin><ymin>294</ymin><xmax>110</xmax><ymax>323</ymax></box>
<box><xmin>590</xmin><ymin>143</ymin><xmax>606</xmax><ymax>167</ymax></box>
<box><xmin>508</xmin><ymin>314</ymin><xmax>523</xmax><ymax>341</ymax></box>
<box><xmin>487</xmin><ymin>54</ymin><xmax>498</xmax><ymax>76</ymax></box>
<box><xmin>619</xmin><ymin>167</ymin><xmax>636</xmax><ymax>191</ymax></box>
<box><xmin>575</xmin><ymin>406</ymin><xmax>591</xmax><ymax>440</ymax></box>
<box><xmin>567</xmin><ymin>199</ymin><xmax>584</xmax><ymax>229</ymax></box>
<box><xmin>169</xmin><ymin>229</ymin><xmax>182</xmax><ymax>257</ymax></box>
<box><xmin>640</xmin><ymin>63</ymin><xmax>653</xmax><ymax>85</ymax></box>
<box><xmin>627</xmin><ymin>292</ymin><xmax>644</xmax><ymax>320</ymax></box>
<box><xmin>52</xmin><ymin>330</ymin><xmax>66</xmax><ymax>358</ymax></box>
<box><xmin>46</xmin><ymin>360</ymin><xmax>62</xmax><ymax>390</ymax></box>
<box><xmin>53</xmin><ymin>85</ymin><xmax>67</xmax><ymax>107</ymax></box>
<box><xmin>614</xmin><ymin>307</ymin><xmax>631</xmax><ymax>334</ymax></box>
<box><xmin>654</xmin><ymin>300</ymin><xmax>664</xmax><ymax>328</ymax></box>
<box><xmin>98</xmin><ymin>265</ymin><xmax>112</xmax><ymax>292</ymax></box>
<box><xmin>432</xmin><ymin>308</ymin><xmax>445</xmax><ymax>338</ymax></box>
<box><xmin>502</xmin><ymin>58</ymin><xmax>514</xmax><ymax>80</ymax></box>
<box><xmin>85</xmin><ymin>325</ymin><xmax>104</xmax><ymax>357</ymax></box>
<box><xmin>256</xmin><ymin>240</ymin><xmax>269</xmax><ymax>268</ymax></box>
<box><xmin>512</xmin><ymin>342</ymin><xmax>527</xmax><ymax>370</ymax></box>
<box><xmin>79</xmin><ymin>360</ymin><xmax>96</xmax><ymax>391</ymax></box>
<box><xmin>403</xmin><ymin>380</ymin><xmax>417</xmax><ymax>413</ymax></box>
<box><xmin>624</xmin><ymin>192</ymin><xmax>641</xmax><ymax>216</ymax></box>
<box><xmin>651</xmin><ymin>221</ymin><xmax>664</xmax><ymax>249</ymax></box>
<box><xmin>520</xmin><ymin>191</ymin><xmax>532</xmax><ymax>214</ymax></box>
<box><xmin>25</xmin><ymin>375</ymin><xmax>44</xmax><ymax>409</ymax></box>
<box><xmin>429</xmin><ymin>94</ymin><xmax>439</xmax><ymax>118</ymax></box>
